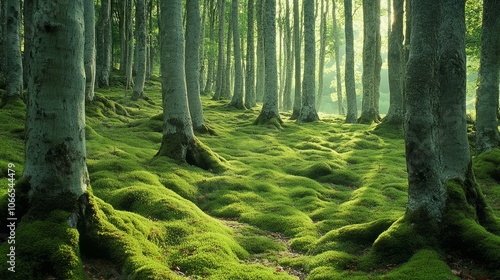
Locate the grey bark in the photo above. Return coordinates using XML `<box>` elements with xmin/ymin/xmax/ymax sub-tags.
<box><xmin>24</xmin><ymin>0</ymin><xmax>89</xmax><ymax>200</ymax></box>
<box><xmin>125</xmin><ymin>0</ymin><xmax>134</xmax><ymax>89</ymax></box>
<box><xmin>245</xmin><ymin>0</ymin><xmax>256</xmax><ymax>108</ymax></box>
<box><xmin>255</xmin><ymin>0</ymin><xmax>283</xmax><ymax>126</ymax></box>
<box><xmin>186</xmin><ymin>0</ymin><xmax>206</xmax><ymax>130</ymax></box>
<box><xmin>333</xmin><ymin>0</ymin><xmax>344</xmax><ymax>115</ymax></box>
<box><xmin>203</xmin><ymin>0</ymin><xmax>216</xmax><ymax>94</ymax></box>
<box><xmin>4</xmin><ymin>0</ymin><xmax>23</xmax><ymax>100</ymax></box>
<box><xmin>96</xmin><ymin>0</ymin><xmax>112</xmax><ymax>88</ymax></box>
<box><xmin>222</xmin><ymin>5</ymin><xmax>233</xmax><ymax>100</ymax></box>
<box><xmin>255</xmin><ymin>0</ymin><xmax>266</xmax><ymax>103</ymax></box>
<box><xmin>384</xmin><ymin>0</ymin><xmax>404</xmax><ymax>125</ymax></box>
<box><xmin>298</xmin><ymin>0</ymin><xmax>319</xmax><ymax>122</ymax></box>
<box><xmin>290</xmin><ymin>0</ymin><xmax>302</xmax><ymax>119</ymax></box>
<box><xmin>316</xmin><ymin>0</ymin><xmax>327</xmax><ymax>111</ymax></box>
<box><xmin>199</xmin><ymin>0</ymin><xmax>208</xmax><ymax>91</ymax></box>
<box><xmin>213</xmin><ymin>0</ymin><xmax>226</xmax><ymax>100</ymax></box>
<box><xmin>282</xmin><ymin>0</ymin><xmax>293</xmax><ymax>111</ymax></box>
<box><xmin>119</xmin><ymin>0</ymin><xmax>126</xmax><ymax>73</ymax></box>
<box><xmin>230</xmin><ymin>0</ymin><xmax>245</xmax><ymax>109</ymax></box>
<box><xmin>22</xmin><ymin>0</ymin><xmax>34</xmax><ymax>89</ymax></box>
<box><xmin>475</xmin><ymin>0</ymin><xmax>500</xmax><ymax>154</ymax></box>
<box><xmin>84</xmin><ymin>0</ymin><xmax>96</xmax><ymax>102</ymax></box>
<box><xmin>132</xmin><ymin>0</ymin><xmax>147</xmax><ymax>100</ymax></box>
<box><xmin>359</xmin><ymin>0</ymin><xmax>382</xmax><ymax>124</ymax></box>
<box><xmin>344</xmin><ymin>0</ymin><xmax>357</xmax><ymax>123</ymax></box>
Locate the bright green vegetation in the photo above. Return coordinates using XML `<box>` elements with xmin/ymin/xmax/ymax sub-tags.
<box><xmin>0</xmin><ymin>79</ymin><xmax>498</xmax><ymax>279</ymax></box>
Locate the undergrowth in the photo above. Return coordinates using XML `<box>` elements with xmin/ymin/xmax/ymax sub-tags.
<box><xmin>0</xmin><ymin>77</ymin><xmax>498</xmax><ymax>279</ymax></box>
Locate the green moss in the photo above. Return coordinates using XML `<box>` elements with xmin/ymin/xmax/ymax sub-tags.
<box><xmin>383</xmin><ymin>250</ymin><xmax>458</xmax><ymax>280</ymax></box>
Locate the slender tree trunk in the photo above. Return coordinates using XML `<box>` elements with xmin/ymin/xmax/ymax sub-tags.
<box><xmin>22</xmin><ymin>0</ymin><xmax>34</xmax><ymax>89</ymax></box>
<box><xmin>119</xmin><ymin>0</ymin><xmax>126</xmax><ymax>73</ymax></box>
<box><xmin>384</xmin><ymin>0</ymin><xmax>404</xmax><ymax>125</ymax></box>
<box><xmin>358</xmin><ymin>0</ymin><xmax>381</xmax><ymax>124</ymax></box>
<box><xmin>255</xmin><ymin>0</ymin><xmax>283</xmax><ymax>126</ymax></box>
<box><xmin>2</xmin><ymin>0</ymin><xmax>23</xmax><ymax>102</ymax></box>
<box><xmin>96</xmin><ymin>0</ymin><xmax>113</xmax><ymax>88</ymax></box>
<box><xmin>282</xmin><ymin>0</ymin><xmax>293</xmax><ymax>111</ymax></box>
<box><xmin>290</xmin><ymin>0</ymin><xmax>302</xmax><ymax>119</ymax></box>
<box><xmin>230</xmin><ymin>0</ymin><xmax>245</xmax><ymax>109</ymax></box>
<box><xmin>475</xmin><ymin>0</ymin><xmax>500</xmax><ymax>154</ymax></box>
<box><xmin>132</xmin><ymin>0</ymin><xmax>147</xmax><ymax>100</ymax></box>
<box><xmin>344</xmin><ymin>0</ymin><xmax>357</xmax><ymax>123</ymax></box>
<box><xmin>316</xmin><ymin>0</ymin><xmax>327</xmax><ymax>111</ymax></box>
<box><xmin>255</xmin><ymin>0</ymin><xmax>266</xmax><ymax>103</ymax></box>
<box><xmin>222</xmin><ymin>5</ymin><xmax>233</xmax><ymax>100</ymax></box>
<box><xmin>298</xmin><ymin>0</ymin><xmax>319</xmax><ymax>122</ymax></box>
<box><xmin>203</xmin><ymin>0</ymin><xmax>216</xmax><ymax>94</ymax></box>
<box><xmin>186</xmin><ymin>0</ymin><xmax>206</xmax><ymax>131</ymax></box>
<box><xmin>199</xmin><ymin>0</ymin><xmax>208</xmax><ymax>91</ymax></box>
<box><xmin>84</xmin><ymin>0</ymin><xmax>96</xmax><ymax>102</ymax></box>
<box><xmin>125</xmin><ymin>0</ymin><xmax>134</xmax><ymax>89</ymax></box>
<box><xmin>333</xmin><ymin>0</ymin><xmax>344</xmax><ymax>115</ymax></box>
<box><xmin>213</xmin><ymin>0</ymin><xmax>226</xmax><ymax>100</ymax></box>
<box><xmin>245</xmin><ymin>0</ymin><xmax>257</xmax><ymax>108</ymax></box>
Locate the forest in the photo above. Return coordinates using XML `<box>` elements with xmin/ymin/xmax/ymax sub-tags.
<box><xmin>0</xmin><ymin>0</ymin><xmax>499</xmax><ymax>279</ymax></box>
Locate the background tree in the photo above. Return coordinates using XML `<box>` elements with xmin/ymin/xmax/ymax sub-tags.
<box><xmin>255</xmin><ymin>0</ymin><xmax>266</xmax><ymax>103</ymax></box>
<box><xmin>2</xmin><ymin>0</ymin><xmax>23</xmax><ymax>103</ymax></box>
<box><xmin>245</xmin><ymin>0</ymin><xmax>256</xmax><ymax>108</ymax></box>
<box><xmin>213</xmin><ymin>0</ymin><xmax>226</xmax><ymax>100</ymax></box>
<box><xmin>125</xmin><ymin>0</ymin><xmax>134</xmax><ymax>89</ymax></box>
<box><xmin>203</xmin><ymin>0</ymin><xmax>217</xmax><ymax>94</ymax></box>
<box><xmin>282</xmin><ymin>0</ymin><xmax>293</xmax><ymax>111</ymax></box>
<box><xmin>333</xmin><ymin>0</ymin><xmax>344</xmax><ymax>115</ymax></box>
<box><xmin>344</xmin><ymin>0</ymin><xmax>357</xmax><ymax>123</ymax></box>
<box><xmin>84</xmin><ymin>0</ymin><xmax>96</xmax><ymax>102</ymax></box>
<box><xmin>229</xmin><ymin>0</ymin><xmax>244</xmax><ymax>109</ymax></box>
<box><xmin>222</xmin><ymin>5</ymin><xmax>233</xmax><ymax>100</ymax></box>
<box><xmin>96</xmin><ymin>0</ymin><xmax>113</xmax><ymax>88</ymax></box>
<box><xmin>316</xmin><ymin>0</ymin><xmax>328</xmax><ymax>111</ymax></box>
<box><xmin>383</xmin><ymin>0</ymin><xmax>404</xmax><ymax>125</ymax></box>
<box><xmin>254</xmin><ymin>0</ymin><xmax>283</xmax><ymax>126</ymax></box>
<box><xmin>358</xmin><ymin>0</ymin><xmax>381</xmax><ymax>124</ymax></box>
<box><xmin>475</xmin><ymin>0</ymin><xmax>500</xmax><ymax>154</ymax></box>
<box><xmin>298</xmin><ymin>0</ymin><xmax>319</xmax><ymax>122</ymax></box>
<box><xmin>290</xmin><ymin>0</ymin><xmax>302</xmax><ymax>120</ymax></box>
<box><xmin>132</xmin><ymin>0</ymin><xmax>148</xmax><ymax>100</ymax></box>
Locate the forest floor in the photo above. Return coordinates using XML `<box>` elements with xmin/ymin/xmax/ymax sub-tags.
<box><xmin>0</xmin><ymin>78</ymin><xmax>499</xmax><ymax>279</ymax></box>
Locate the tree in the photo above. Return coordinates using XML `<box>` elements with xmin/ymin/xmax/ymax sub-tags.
<box><xmin>84</xmin><ymin>0</ymin><xmax>96</xmax><ymax>102</ymax></box>
<box><xmin>358</xmin><ymin>0</ymin><xmax>381</xmax><ymax>124</ymax></box>
<box><xmin>383</xmin><ymin>0</ymin><xmax>404</xmax><ymax>125</ymax></box>
<box><xmin>2</xmin><ymin>0</ymin><xmax>23</xmax><ymax>103</ymax></box>
<box><xmin>255</xmin><ymin>0</ymin><xmax>266</xmax><ymax>103</ymax></box>
<box><xmin>245</xmin><ymin>0</ymin><xmax>257</xmax><ymax>108</ymax></box>
<box><xmin>316</xmin><ymin>0</ymin><xmax>328</xmax><ymax>111</ymax></box>
<box><xmin>203</xmin><ymin>0</ymin><xmax>217</xmax><ymax>94</ymax></box>
<box><xmin>290</xmin><ymin>0</ymin><xmax>302</xmax><ymax>120</ymax></box>
<box><xmin>344</xmin><ymin>0</ymin><xmax>357</xmax><ymax>123</ymax></box>
<box><xmin>185</xmin><ymin>0</ymin><xmax>207</xmax><ymax>131</ymax></box>
<box><xmin>254</xmin><ymin>0</ymin><xmax>283</xmax><ymax>126</ymax></box>
<box><xmin>222</xmin><ymin>4</ymin><xmax>233</xmax><ymax>100</ymax></box>
<box><xmin>370</xmin><ymin>0</ymin><xmax>500</xmax><ymax>269</ymax></box>
<box><xmin>229</xmin><ymin>0</ymin><xmax>245</xmax><ymax>109</ymax></box>
<box><xmin>96</xmin><ymin>0</ymin><xmax>112</xmax><ymax>88</ymax></box>
<box><xmin>475</xmin><ymin>0</ymin><xmax>500</xmax><ymax>154</ymax></box>
<box><xmin>298</xmin><ymin>0</ymin><xmax>319</xmax><ymax>122</ymax></box>
<box><xmin>213</xmin><ymin>0</ymin><xmax>226</xmax><ymax>100</ymax></box>
<box><xmin>282</xmin><ymin>0</ymin><xmax>293</xmax><ymax>111</ymax></box>
<box><xmin>125</xmin><ymin>0</ymin><xmax>134</xmax><ymax>90</ymax></box>
<box><xmin>132</xmin><ymin>0</ymin><xmax>148</xmax><ymax>100</ymax></box>
<box><xmin>157</xmin><ymin>0</ymin><xmax>223</xmax><ymax>171</ymax></box>
<box><xmin>332</xmin><ymin>0</ymin><xmax>344</xmax><ymax>115</ymax></box>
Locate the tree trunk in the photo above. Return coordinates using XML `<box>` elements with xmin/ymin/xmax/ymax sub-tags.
<box><xmin>255</xmin><ymin>0</ymin><xmax>266</xmax><ymax>103</ymax></box>
<box><xmin>290</xmin><ymin>0</ymin><xmax>302</xmax><ymax>120</ymax></box>
<box><xmin>96</xmin><ymin>0</ymin><xmax>113</xmax><ymax>88</ymax></box>
<box><xmin>203</xmin><ymin>0</ymin><xmax>216</xmax><ymax>94</ymax></box>
<box><xmin>245</xmin><ymin>0</ymin><xmax>257</xmax><ymax>108</ymax></box>
<box><xmin>475</xmin><ymin>0</ymin><xmax>500</xmax><ymax>154</ymax></box>
<box><xmin>186</xmin><ymin>0</ymin><xmax>206</xmax><ymax>131</ymax></box>
<box><xmin>333</xmin><ymin>0</ymin><xmax>344</xmax><ymax>116</ymax></box>
<box><xmin>119</xmin><ymin>0</ymin><xmax>126</xmax><ymax>73</ymax></box>
<box><xmin>282</xmin><ymin>0</ymin><xmax>293</xmax><ymax>111</ymax></box>
<box><xmin>84</xmin><ymin>0</ymin><xmax>96</xmax><ymax>102</ymax></box>
<box><xmin>199</xmin><ymin>0</ymin><xmax>208</xmax><ymax>92</ymax></box>
<box><xmin>213</xmin><ymin>0</ymin><xmax>226</xmax><ymax>100</ymax></box>
<box><xmin>344</xmin><ymin>0</ymin><xmax>357</xmax><ymax>123</ymax></box>
<box><xmin>132</xmin><ymin>0</ymin><xmax>147</xmax><ymax>100</ymax></box>
<box><xmin>230</xmin><ymin>0</ymin><xmax>245</xmax><ymax>109</ymax></box>
<box><xmin>384</xmin><ymin>0</ymin><xmax>404</xmax><ymax>126</ymax></box>
<box><xmin>222</xmin><ymin>3</ymin><xmax>233</xmax><ymax>100</ymax></box>
<box><xmin>316</xmin><ymin>0</ymin><xmax>327</xmax><ymax>111</ymax></box>
<box><xmin>254</xmin><ymin>0</ymin><xmax>283</xmax><ymax>127</ymax></box>
<box><xmin>359</xmin><ymin>0</ymin><xmax>381</xmax><ymax>124</ymax></box>
<box><xmin>298</xmin><ymin>0</ymin><xmax>319</xmax><ymax>122</ymax></box>
<box><xmin>125</xmin><ymin>0</ymin><xmax>134</xmax><ymax>89</ymax></box>
<box><xmin>22</xmin><ymin>0</ymin><xmax>34</xmax><ymax>90</ymax></box>
<box><xmin>3</xmin><ymin>0</ymin><xmax>23</xmax><ymax>102</ymax></box>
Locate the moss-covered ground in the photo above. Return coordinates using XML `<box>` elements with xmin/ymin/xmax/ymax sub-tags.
<box><xmin>0</xmin><ymin>78</ymin><xmax>498</xmax><ymax>279</ymax></box>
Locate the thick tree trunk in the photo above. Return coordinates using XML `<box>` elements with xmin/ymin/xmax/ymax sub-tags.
<box><xmin>290</xmin><ymin>0</ymin><xmax>301</xmax><ymax>120</ymax></box>
<box><xmin>96</xmin><ymin>0</ymin><xmax>112</xmax><ymax>88</ymax></box>
<box><xmin>3</xmin><ymin>0</ymin><xmax>23</xmax><ymax>102</ymax></box>
<box><xmin>384</xmin><ymin>0</ymin><xmax>404</xmax><ymax>126</ymax></box>
<box><xmin>359</xmin><ymin>0</ymin><xmax>381</xmax><ymax>124</ymax></box>
<box><xmin>125</xmin><ymin>0</ymin><xmax>134</xmax><ymax>90</ymax></box>
<box><xmin>186</xmin><ymin>0</ymin><xmax>206</xmax><ymax>131</ymax></box>
<box><xmin>245</xmin><ymin>0</ymin><xmax>257</xmax><ymax>108</ymax></box>
<box><xmin>132</xmin><ymin>0</ymin><xmax>147</xmax><ymax>100</ymax></box>
<box><xmin>298</xmin><ymin>0</ymin><xmax>319</xmax><ymax>122</ymax></box>
<box><xmin>333</xmin><ymin>0</ymin><xmax>344</xmax><ymax>115</ymax></box>
<box><xmin>344</xmin><ymin>0</ymin><xmax>357</xmax><ymax>123</ymax></box>
<box><xmin>255</xmin><ymin>0</ymin><xmax>266</xmax><ymax>103</ymax></box>
<box><xmin>282</xmin><ymin>0</ymin><xmax>293</xmax><ymax>111</ymax></box>
<box><xmin>254</xmin><ymin>0</ymin><xmax>283</xmax><ymax>126</ymax></box>
<box><xmin>475</xmin><ymin>0</ymin><xmax>500</xmax><ymax>154</ymax></box>
<box><xmin>84</xmin><ymin>0</ymin><xmax>96</xmax><ymax>102</ymax></box>
<box><xmin>230</xmin><ymin>0</ymin><xmax>245</xmax><ymax>109</ymax></box>
<box><xmin>213</xmin><ymin>0</ymin><xmax>226</xmax><ymax>100</ymax></box>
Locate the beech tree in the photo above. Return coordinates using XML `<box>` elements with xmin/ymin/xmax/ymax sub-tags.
<box><xmin>229</xmin><ymin>0</ymin><xmax>245</xmax><ymax>109</ymax></box>
<box><xmin>96</xmin><ymin>0</ymin><xmax>112</xmax><ymax>88</ymax></box>
<box><xmin>245</xmin><ymin>0</ymin><xmax>257</xmax><ymax>108</ymax></box>
<box><xmin>132</xmin><ymin>0</ymin><xmax>147</xmax><ymax>100</ymax></box>
<box><xmin>255</xmin><ymin>0</ymin><xmax>266</xmax><ymax>103</ymax></box>
<box><xmin>84</xmin><ymin>0</ymin><xmax>96</xmax><ymax>102</ymax></box>
<box><xmin>475</xmin><ymin>0</ymin><xmax>500</xmax><ymax>154</ymax></box>
<box><xmin>344</xmin><ymin>0</ymin><xmax>357</xmax><ymax>123</ymax></box>
<box><xmin>290</xmin><ymin>0</ymin><xmax>301</xmax><ymax>120</ymax></box>
<box><xmin>213</xmin><ymin>0</ymin><xmax>226</xmax><ymax>100</ymax></box>
<box><xmin>3</xmin><ymin>0</ymin><xmax>23</xmax><ymax>103</ymax></box>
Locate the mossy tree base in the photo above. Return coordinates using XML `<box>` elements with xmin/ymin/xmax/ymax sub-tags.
<box><xmin>254</xmin><ymin>111</ymin><xmax>283</xmax><ymax>128</ymax></box>
<box><xmin>155</xmin><ymin>134</ymin><xmax>226</xmax><ymax>173</ymax></box>
<box><xmin>358</xmin><ymin>110</ymin><xmax>381</xmax><ymax>124</ymax></box>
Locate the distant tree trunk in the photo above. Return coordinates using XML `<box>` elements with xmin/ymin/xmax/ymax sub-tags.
<box><xmin>84</xmin><ymin>0</ymin><xmax>96</xmax><ymax>102</ymax></box>
<box><xmin>358</xmin><ymin>0</ymin><xmax>381</xmax><ymax>124</ymax></box>
<box><xmin>254</xmin><ymin>0</ymin><xmax>283</xmax><ymax>126</ymax></box>
<box><xmin>199</xmin><ymin>0</ymin><xmax>208</xmax><ymax>91</ymax></box>
<box><xmin>119</xmin><ymin>0</ymin><xmax>126</xmax><ymax>73</ymax></box>
<box><xmin>290</xmin><ymin>0</ymin><xmax>302</xmax><ymax>120</ymax></box>
<box><xmin>230</xmin><ymin>0</ymin><xmax>245</xmax><ymax>109</ymax></box>
<box><xmin>22</xmin><ymin>0</ymin><xmax>34</xmax><ymax>89</ymax></box>
<box><xmin>213</xmin><ymin>0</ymin><xmax>226</xmax><ymax>100</ymax></box>
<box><xmin>222</xmin><ymin>5</ymin><xmax>233</xmax><ymax>100</ymax></box>
<box><xmin>132</xmin><ymin>0</ymin><xmax>147</xmax><ymax>100</ymax></box>
<box><xmin>298</xmin><ymin>0</ymin><xmax>319</xmax><ymax>122</ymax></box>
<box><xmin>125</xmin><ymin>0</ymin><xmax>134</xmax><ymax>89</ymax></box>
<box><xmin>344</xmin><ymin>0</ymin><xmax>357</xmax><ymax>123</ymax></box>
<box><xmin>203</xmin><ymin>0</ymin><xmax>216</xmax><ymax>94</ymax></box>
<box><xmin>475</xmin><ymin>0</ymin><xmax>500</xmax><ymax>154</ymax></box>
<box><xmin>2</xmin><ymin>0</ymin><xmax>23</xmax><ymax>103</ymax></box>
<box><xmin>158</xmin><ymin>0</ymin><xmax>223</xmax><ymax>172</ymax></box>
<box><xmin>333</xmin><ymin>0</ymin><xmax>344</xmax><ymax>115</ymax></box>
<box><xmin>255</xmin><ymin>0</ymin><xmax>266</xmax><ymax>103</ymax></box>
<box><xmin>384</xmin><ymin>0</ymin><xmax>404</xmax><ymax>125</ymax></box>
<box><xmin>282</xmin><ymin>0</ymin><xmax>293</xmax><ymax>111</ymax></box>
<box><xmin>96</xmin><ymin>0</ymin><xmax>113</xmax><ymax>88</ymax></box>
<box><xmin>316</xmin><ymin>0</ymin><xmax>327</xmax><ymax>111</ymax></box>
<box><xmin>245</xmin><ymin>0</ymin><xmax>257</xmax><ymax>108</ymax></box>
<box><xmin>186</xmin><ymin>0</ymin><xmax>206</xmax><ymax>131</ymax></box>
